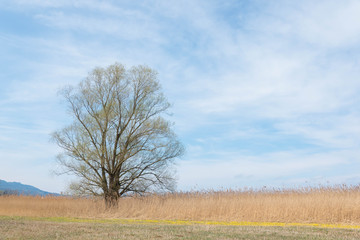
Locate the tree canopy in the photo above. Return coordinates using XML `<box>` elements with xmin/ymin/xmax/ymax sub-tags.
<box><xmin>52</xmin><ymin>63</ymin><xmax>184</xmax><ymax>208</ymax></box>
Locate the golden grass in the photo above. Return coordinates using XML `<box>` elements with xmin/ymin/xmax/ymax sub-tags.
<box><xmin>1</xmin><ymin>185</ymin><xmax>360</xmax><ymax>225</ymax></box>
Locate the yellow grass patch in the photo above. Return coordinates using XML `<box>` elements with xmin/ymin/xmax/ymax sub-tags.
<box><xmin>1</xmin><ymin>215</ymin><xmax>360</xmax><ymax>230</ymax></box>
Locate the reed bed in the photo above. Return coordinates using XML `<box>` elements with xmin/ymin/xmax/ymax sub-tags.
<box><xmin>1</xmin><ymin>185</ymin><xmax>360</xmax><ymax>225</ymax></box>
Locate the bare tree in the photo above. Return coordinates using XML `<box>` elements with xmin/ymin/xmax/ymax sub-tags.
<box><xmin>52</xmin><ymin>63</ymin><xmax>184</xmax><ymax>208</ymax></box>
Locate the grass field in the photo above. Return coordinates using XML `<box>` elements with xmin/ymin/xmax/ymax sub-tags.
<box><xmin>1</xmin><ymin>185</ymin><xmax>360</xmax><ymax>239</ymax></box>
<box><xmin>1</xmin><ymin>216</ymin><xmax>360</xmax><ymax>240</ymax></box>
<box><xmin>1</xmin><ymin>185</ymin><xmax>360</xmax><ymax>224</ymax></box>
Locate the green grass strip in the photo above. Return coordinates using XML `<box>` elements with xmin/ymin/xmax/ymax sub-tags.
<box><xmin>1</xmin><ymin>215</ymin><xmax>360</xmax><ymax>229</ymax></box>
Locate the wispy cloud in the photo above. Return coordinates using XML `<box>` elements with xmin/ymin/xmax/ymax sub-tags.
<box><xmin>178</xmin><ymin>149</ymin><xmax>360</xmax><ymax>189</ymax></box>
<box><xmin>1</xmin><ymin>0</ymin><xmax>360</xmax><ymax>192</ymax></box>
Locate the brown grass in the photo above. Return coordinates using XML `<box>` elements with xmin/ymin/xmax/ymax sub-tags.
<box><xmin>3</xmin><ymin>216</ymin><xmax>360</xmax><ymax>240</ymax></box>
<box><xmin>4</xmin><ymin>217</ymin><xmax>360</xmax><ymax>240</ymax></box>
<box><xmin>1</xmin><ymin>185</ymin><xmax>360</xmax><ymax>225</ymax></box>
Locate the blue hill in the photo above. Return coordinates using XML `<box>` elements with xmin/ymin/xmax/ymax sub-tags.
<box><xmin>0</xmin><ymin>179</ymin><xmax>59</xmax><ymax>196</ymax></box>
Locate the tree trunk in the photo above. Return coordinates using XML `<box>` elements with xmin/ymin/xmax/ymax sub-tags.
<box><xmin>104</xmin><ymin>175</ymin><xmax>120</xmax><ymax>209</ymax></box>
<box><xmin>104</xmin><ymin>190</ymin><xmax>119</xmax><ymax>209</ymax></box>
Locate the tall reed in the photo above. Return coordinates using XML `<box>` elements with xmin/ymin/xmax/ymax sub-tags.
<box><xmin>1</xmin><ymin>185</ymin><xmax>360</xmax><ymax>224</ymax></box>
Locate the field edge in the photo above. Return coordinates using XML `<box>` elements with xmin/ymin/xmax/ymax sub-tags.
<box><xmin>1</xmin><ymin>215</ymin><xmax>360</xmax><ymax>230</ymax></box>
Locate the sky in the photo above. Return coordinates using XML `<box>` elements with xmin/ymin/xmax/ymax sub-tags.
<box><xmin>1</xmin><ymin>0</ymin><xmax>360</xmax><ymax>193</ymax></box>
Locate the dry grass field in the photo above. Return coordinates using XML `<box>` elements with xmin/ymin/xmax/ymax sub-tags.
<box><xmin>2</xmin><ymin>216</ymin><xmax>360</xmax><ymax>240</ymax></box>
<box><xmin>2</xmin><ymin>186</ymin><xmax>360</xmax><ymax>239</ymax></box>
<box><xmin>1</xmin><ymin>185</ymin><xmax>360</xmax><ymax>225</ymax></box>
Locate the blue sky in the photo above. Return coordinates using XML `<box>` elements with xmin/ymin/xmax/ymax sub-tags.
<box><xmin>1</xmin><ymin>0</ymin><xmax>360</xmax><ymax>193</ymax></box>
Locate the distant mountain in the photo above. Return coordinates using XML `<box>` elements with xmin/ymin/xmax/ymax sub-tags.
<box><xmin>0</xmin><ymin>179</ymin><xmax>59</xmax><ymax>196</ymax></box>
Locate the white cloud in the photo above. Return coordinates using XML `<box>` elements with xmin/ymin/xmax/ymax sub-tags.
<box><xmin>244</xmin><ymin>0</ymin><xmax>360</xmax><ymax>48</ymax></box>
<box><xmin>34</xmin><ymin>11</ymin><xmax>164</xmax><ymax>43</ymax></box>
<box><xmin>289</xmin><ymin>0</ymin><xmax>360</xmax><ymax>48</ymax></box>
<box><xmin>0</xmin><ymin>0</ymin><xmax>122</xmax><ymax>12</ymax></box>
<box><xmin>178</xmin><ymin>149</ymin><xmax>358</xmax><ymax>190</ymax></box>
<box><xmin>1</xmin><ymin>0</ymin><xmax>360</xmax><ymax>192</ymax></box>
<box><xmin>276</xmin><ymin>113</ymin><xmax>360</xmax><ymax>149</ymax></box>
